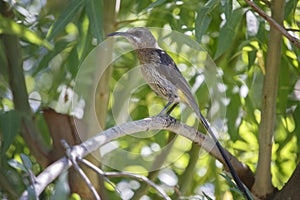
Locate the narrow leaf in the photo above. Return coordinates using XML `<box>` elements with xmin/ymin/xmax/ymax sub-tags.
<box><xmin>146</xmin><ymin>0</ymin><xmax>166</xmax><ymax>10</ymax></box>
<box><xmin>195</xmin><ymin>0</ymin><xmax>220</xmax><ymax>42</ymax></box>
<box><xmin>33</xmin><ymin>40</ymin><xmax>70</xmax><ymax>75</ymax></box>
<box><xmin>227</xmin><ymin>93</ymin><xmax>241</xmax><ymax>141</ymax></box>
<box><xmin>86</xmin><ymin>0</ymin><xmax>104</xmax><ymax>43</ymax></box>
<box><xmin>21</xmin><ymin>154</ymin><xmax>32</xmax><ymax>170</ymax></box>
<box><xmin>195</xmin><ymin>10</ymin><xmax>212</xmax><ymax>42</ymax></box>
<box><xmin>277</xmin><ymin>58</ymin><xmax>290</xmax><ymax>115</ymax></box>
<box><xmin>0</xmin><ymin>15</ymin><xmax>52</xmax><ymax>49</ymax></box>
<box><xmin>214</xmin><ymin>8</ymin><xmax>245</xmax><ymax>59</ymax></box>
<box><xmin>46</xmin><ymin>0</ymin><xmax>85</xmax><ymax>40</ymax></box>
<box><xmin>0</xmin><ymin>110</ymin><xmax>22</xmax><ymax>153</ymax></box>
<box><xmin>8</xmin><ymin>159</ymin><xmax>26</xmax><ymax>172</ymax></box>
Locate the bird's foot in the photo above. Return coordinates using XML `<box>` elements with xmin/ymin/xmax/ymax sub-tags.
<box><xmin>156</xmin><ymin>113</ymin><xmax>176</xmax><ymax>127</ymax></box>
<box><xmin>165</xmin><ymin>116</ymin><xmax>177</xmax><ymax>127</ymax></box>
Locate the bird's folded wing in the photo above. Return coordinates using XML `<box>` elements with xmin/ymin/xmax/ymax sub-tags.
<box><xmin>154</xmin><ymin>49</ymin><xmax>201</xmax><ymax>117</ymax></box>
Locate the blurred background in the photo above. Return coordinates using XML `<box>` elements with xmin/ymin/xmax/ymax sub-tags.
<box><xmin>1</xmin><ymin>0</ymin><xmax>300</xmax><ymax>199</ymax></box>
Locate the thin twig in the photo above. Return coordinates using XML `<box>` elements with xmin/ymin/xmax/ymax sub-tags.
<box><xmin>62</xmin><ymin>140</ymin><xmax>101</xmax><ymax>200</ymax></box>
<box><xmin>244</xmin><ymin>0</ymin><xmax>300</xmax><ymax>49</ymax></box>
<box><xmin>78</xmin><ymin>158</ymin><xmax>120</xmax><ymax>195</ymax></box>
<box><xmin>80</xmin><ymin>158</ymin><xmax>172</xmax><ymax>200</ymax></box>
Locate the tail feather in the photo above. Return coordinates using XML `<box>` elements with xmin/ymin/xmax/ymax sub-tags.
<box><xmin>189</xmin><ymin>99</ymin><xmax>251</xmax><ymax>200</ymax></box>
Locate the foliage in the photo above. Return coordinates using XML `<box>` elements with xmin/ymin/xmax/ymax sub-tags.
<box><xmin>0</xmin><ymin>0</ymin><xmax>299</xmax><ymax>199</ymax></box>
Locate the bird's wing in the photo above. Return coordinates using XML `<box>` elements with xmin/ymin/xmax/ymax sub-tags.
<box><xmin>154</xmin><ymin>49</ymin><xmax>181</xmax><ymax>73</ymax></box>
<box><xmin>153</xmin><ymin>49</ymin><xmax>201</xmax><ymax>118</ymax></box>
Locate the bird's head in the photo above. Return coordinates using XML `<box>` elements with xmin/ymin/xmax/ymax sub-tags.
<box><xmin>107</xmin><ymin>27</ymin><xmax>159</xmax><ymax>49</ymax></box>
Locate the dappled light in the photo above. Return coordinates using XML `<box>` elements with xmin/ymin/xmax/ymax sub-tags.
<box><xmin>1</xmin><ymin>0</ymin><xmax>300</xmax><ymax>199</ymax></box>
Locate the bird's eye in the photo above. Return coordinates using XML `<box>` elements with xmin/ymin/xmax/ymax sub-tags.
<box><xmin>134</xmin><ymin>31</ymin><xmax>142</xmax><ymax>37</ymax></box>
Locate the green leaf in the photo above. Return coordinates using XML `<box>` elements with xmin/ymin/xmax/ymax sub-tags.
<box><xmin>195</xmin><ymin>0</ymin><xmax>216</xmax><ymax>43</ymax></box>
<box><xmin>35</xmin><ymin>113</ymin><xmax>52</xmax><ymax>149</ymax></box>
<box><xmin>226</xmin><ymin>93</ymin><xmax>241</xmax><ymax>141</ymax></box>
<box><xmin>220</xmin><ymin>173</ymin><xmax>235</xmax><ymax>186</ymax></box>
<box><xmin>220</xmin><ymin>173</ymin><xmax>252</xmax><ymax>199</ymax></box>
<box><xmin>8</xmin><ymin>159</ymin><xmax>27</xmax><ymax>172</ymax></box>
<box><xmin>85</xmin><ymin>0</ymin><xmax>104</xmax><ymax>43</ymax></box>
<box><xmin>0</xmin><ymin>110</ymin><xmax>22</xmax><ymax>153</ymax></box>
<box><xmin>214</xmin><ymin>8</ymin><xmax>245</xmax><ymax>59</ymax></box>
<box><xmin>20</xmin><ymin>153</ymin><xmax>32</xmax><ymax>170</ymax></box>
<box><xmin>65</xmin><ymin>47</ymin><xmax>80</xmax><ymax>77</ymax></box>
<box><xmin>46</xmin><ymin>0</ymin><xmax>85</xmax><ymax>40</ymax></box>
<box><xmin>247</xmin><ymin>50</ymin><xmax>257</xmax><ymax>69</ymax></box>
<box><xmin>277</xmin><ymin>58</ymin><xmax>290</xmax><ymax>116</ymax></box>
<box><xmin>33</xmin><ymin>40</ymin><xmax>70</xmax><ymax>75</ymax></box>
<box><xmin>256</xmin><ymin>20</ymin><xmax>268</xmax><ymax>47</ymax></box>
<box><xmin>146</xmin><ymin>0</ymin><xmax>166</xmax><ymax>10</ymax></box>
<box><xmin>80</xmin><ymin>26</ymin><xmax>94</xmax><ymax>63</ymax></box>
<box><xmin>0</xmin><ymin>40</ymin><xmax>8</xmax><ymax>75</ymax></box>
<box><xmin>0</xmin><ymin>15</ymin><xmax>52</xmax><ymax>49</ymax></box>
<box><xmin>284</xmin><ymin>0</ymin><xmax>297</xmax><ymax>20</ymax></box>
<box><xmin>223</xmin><ymin>0</ymin><xmax>233</xmax><ymax>18</ymax></box>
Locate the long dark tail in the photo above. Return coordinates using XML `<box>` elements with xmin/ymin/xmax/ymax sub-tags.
<box><xmin>163</xmin><ymin>98</ymin><xmax>251</xmax><ymax>199</ymax></box>
<box><xmin>196</xmin><ymin>110</ymin><xmax>252</xmax><ymax>200</ymax></box>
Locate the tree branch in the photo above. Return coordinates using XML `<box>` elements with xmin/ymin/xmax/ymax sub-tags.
<box><xmin>19</xmin><ymin>116</ymin><xmax>254</xmax><ymax>199</ymax></box>
<box><xmin>62</xmin><ymin>141</ymin><xmax>101</xmax><ymax>200</ymax></box>
<box><xmin>252</xmin><ymin>0</ymin><xmax>285</xmax><ymax>197</ymax></box>
<box><xmin>244</xmin><ymin>0</ymin><xmax>300</xmax><ymax>49</ymax></box>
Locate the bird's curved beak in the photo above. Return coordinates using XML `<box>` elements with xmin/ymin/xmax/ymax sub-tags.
<box><xmin>107</xmin><ymin>32</ymin><xmax>129</xmax><ymax>37</ymax></box>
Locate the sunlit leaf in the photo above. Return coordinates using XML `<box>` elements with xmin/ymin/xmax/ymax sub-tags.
<box><xmin>0</xmin><ymin>15</ymin><xmax>52</xmax><ymax>49</ymax></box>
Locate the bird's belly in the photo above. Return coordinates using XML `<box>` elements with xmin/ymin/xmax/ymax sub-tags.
<box><xmin>141</xmin><ymin>64</ymin><xmax>179</xmax><ymax>102</ymax></box>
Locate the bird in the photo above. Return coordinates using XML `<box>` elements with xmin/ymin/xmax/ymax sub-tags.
<box><xmin>108</xmin><ymin>27</ymin><xmax>251</xmax><ymax>199</ymax></box>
